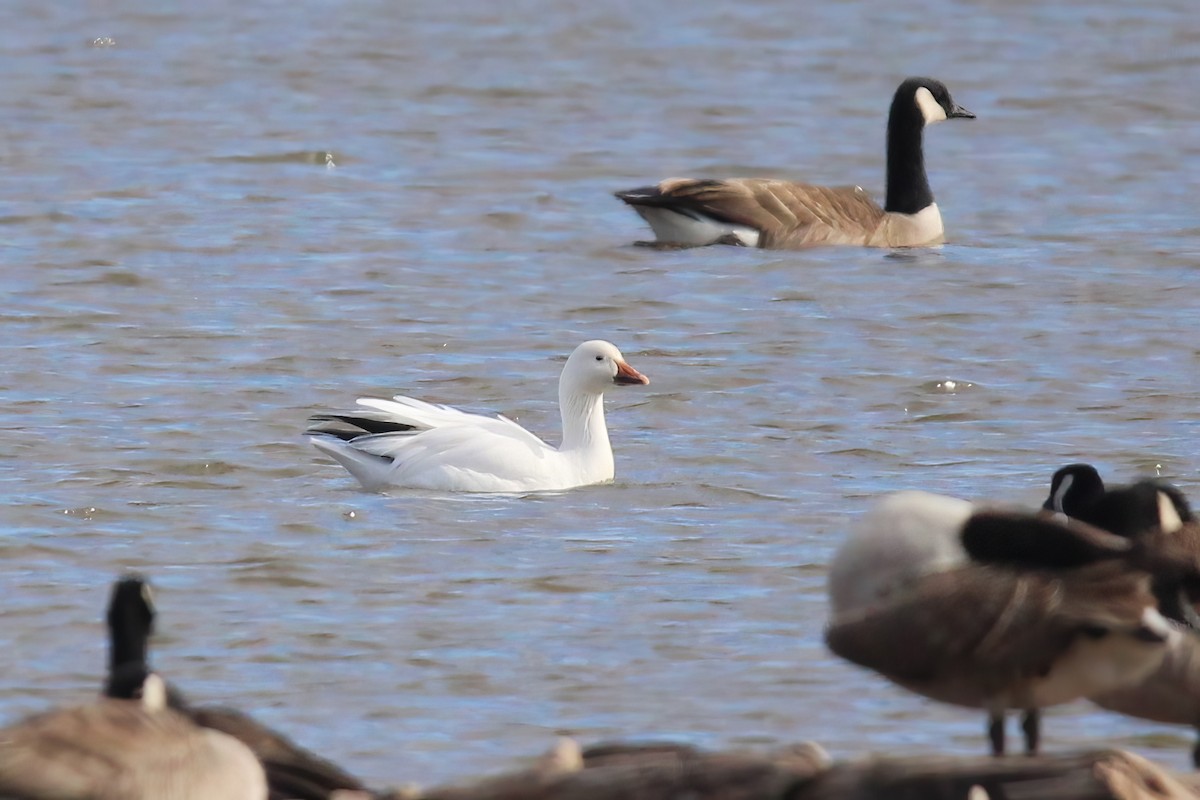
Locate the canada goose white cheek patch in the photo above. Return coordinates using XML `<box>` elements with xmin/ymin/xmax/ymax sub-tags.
<box><xmin>1052</xmin><ymin>473</ymin><xmax>1075</xmax><ymax>513</ymax></box>
<box><xmin>915</xmin><ymin>86</ymin><xmax>948</xmax><ymax>125</ymax></box>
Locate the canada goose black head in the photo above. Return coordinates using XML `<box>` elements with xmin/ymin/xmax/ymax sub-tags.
<box><xmin>106</xmin><ymin>575</ymin><xmax>156</xmax><ymax>676</ymax></box>
<box><xmin>1043</xmin><ymin>463</ymin><xmax>1106</xmax><ymax>516</ymax></box>
<box><xmin>892</xmin><ymin>77</ymin><xmax>975</xmax><ymax>128</ymax></box>
<box><xmin>885</xmin><ymin>77</ymin><xmax>974</xmax><ymax>216</ymax></box>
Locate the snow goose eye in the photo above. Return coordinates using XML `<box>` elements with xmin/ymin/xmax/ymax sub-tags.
<box><xmin>595</xmin><ymin>354</ymin><xmax>604</xmax><ymax>361</ymax></box>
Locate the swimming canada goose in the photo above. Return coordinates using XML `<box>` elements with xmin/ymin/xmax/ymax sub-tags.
<box><xmin>826</xmin><ymin>490</ymin><xmax>1183</xmax><ymax>757</ymax></box>
<box><xmin>615</xmin><ymin>77</ymin><xmax>974</xmax><ymax>249</ymax></box>
<box><xmin>0</xmin><ymin>669</ymin><xmax>268</xmax><ymax>800</ymax></box>
<box><xmin>1041</xmin><ymin>466</ymin><xmax>1200</xmax><ymax>765</ymax></box>
<box><xmin>306</xmin><ymin>339</ymin><xmax>649</xmax><ymax>493</ymax></box>
<box><xmin>105</xmin><ymin>575</ymin><xmax>368</xmax><ymax>800</ymax></box>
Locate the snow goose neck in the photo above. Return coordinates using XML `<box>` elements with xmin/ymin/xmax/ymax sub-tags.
<box><xmin>306</xmin><ymin>340</ymin><xmax>649</xmax><ymax>493</ymax></box>
<box><xmin>826</xmin><ymin>490</ymin><xmax>1182</xmax><ymax>757</ymax></box>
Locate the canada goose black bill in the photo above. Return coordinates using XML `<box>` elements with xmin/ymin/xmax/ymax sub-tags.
<box><xmin>0</xmin><ymin>669</ymin><xmax>267</xmax><ymax>799</ymax></box>
<box><xmin>105</xmin><ymin>575</ymin><xmax>369</xmax><ymax>800</ymax></box>
<box><xmin>615</xmin><ymin>77</ymin><xmax>973</xmax><ymax>249</ymax></box>
<box><xmin>826</xmin><ymin>491</ymin><xmax>1178</xmax><ymax>757</ymax></box>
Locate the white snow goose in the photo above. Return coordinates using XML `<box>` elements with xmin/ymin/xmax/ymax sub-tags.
<box><xmin>306</xmin><ymin>340</ymin><xmax>650</xmax><ymax>493</ymax></box>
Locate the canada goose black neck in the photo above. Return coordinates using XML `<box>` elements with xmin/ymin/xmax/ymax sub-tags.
<box><xmin>884</xmin><ymin>80</ymin><xmax>935</xmax><ymax>215</ymax></box>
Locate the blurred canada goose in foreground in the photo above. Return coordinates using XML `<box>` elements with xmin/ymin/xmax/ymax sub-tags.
<box><xmin>826</xmin><ymin>490</ymin><xmax>1184</xmax><ymax>757</ymax></box>
<box><xmin>1042</xmin><ymin>465</ymin><xmax>1200</xmax><ymax>766</ymax></box>
<box><xmin>615</xmin><ymin>77</ymin><xmax>974</xmax><ymax>249</ymax></box>
<box><xmin>0</xmin><ymin>669</ymin><xmax>267</xmax><ymax>800</ymax></box>
<box><xmin>105</xmin><ymin>575</ymin><xmax>368</xmax><ymax>800</ymax></box>
<box><xmin>306</xmin><ymin>339</ymin><xmax>649</xmax><ymax>493</ymax></box>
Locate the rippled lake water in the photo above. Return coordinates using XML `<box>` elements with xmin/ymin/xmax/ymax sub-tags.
<box><xmin>2</xmin><ymin>0</ymin><xmax>1199</xmax><ymax>787</ymax></box>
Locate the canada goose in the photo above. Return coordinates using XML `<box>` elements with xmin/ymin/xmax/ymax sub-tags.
<box><xmin>1041</xmin><ymin>464</ymin><xmax>1199</xmax><ymax>623</ymax></box>
<box><xmin>306</xmin><ymin>340</ymin><xmax>649</xmax><ymax>493</ymax></box>
<box><xmin>105</xmin><ymin>575</ymin><xmax>368</xmax><ymax>800</ymax></box>
<box><xmin>0</xmin><ymin>669</ymin><xmax>267</xmax><ymax>800</ymax></box>
<box><xmin>826</xmin><ymin>490</ymin><xmax>1182</xmax><ymax>757</ymax></box>
<box><xmin>615</xmin><ymin>77</ymin><xmax>974</xmax><ymax>249</ymax></box>
<box><xmin>1043</xmin><ymin>463</ymin><xmax>1193</xmax><ymax>539</ymax></box>
<box><xmin>1041</xmin><ymin>466</ymin><xmax>1200</xmax><ymax>765</ymax></box>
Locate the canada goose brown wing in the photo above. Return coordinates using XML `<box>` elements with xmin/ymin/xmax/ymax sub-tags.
<box><xmin>189</xmin><ymin>705</ymin><xmax>366</xmax><ymax>800</ymax></box>
<box><xmin>825</xmin><ymin>562</ymin><xmax>1159</xmax><ymax>688</ymax></box>
<box><xmin>0</xmin><ymin>700</ymin><xmax>266</xmax><ymax>800</ymax></box>
<box><xmin>650</xmin><ymin>178</ymin><xmax>886</xmax><ymax>248</ymax></box>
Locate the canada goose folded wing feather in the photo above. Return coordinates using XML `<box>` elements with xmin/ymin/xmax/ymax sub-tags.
<box><xmin>650</xmin><ymin>178</ymin><xmax>886</xmax><ymax>248</ymax></box>
<box><xmin>960</xmin><ymin>512</ymin><xmax>1135</xmax><ymax>568</ymax></box>
<box><xmin>825</xmin><ymin>563</ymin><xmax>1158</xmax><ymax>688</ymax></box>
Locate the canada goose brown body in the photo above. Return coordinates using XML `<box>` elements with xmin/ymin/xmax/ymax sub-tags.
<box><xmin>826</xmin><ymin>491</ymin><xmax>1180</xmax><ymax>756</ymax></box>
<box><xmin>1041</xmin><ymin>465</ymin><xmax>1200</xmax><ymax>766</ymax></box>
<box><xmin>616</xmin><ymin>77</ymin><xmax>974</xmax><ymax>249</ymax></box>
<box><xmin>105</xmin><ymin>577</ymin><xmax>368</xmax><ymax>800</ymax></box>
<box><xmin>0</xmin><ymin>694</ymin><xmax>267</xmax><ymax>800</ymax></box>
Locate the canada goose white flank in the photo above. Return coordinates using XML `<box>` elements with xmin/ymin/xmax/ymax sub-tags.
<box><xmin>307</xmin><ymin>339</ymin><xmax>649</xmax><ymax>493</ymax></box>
<box><xmin>616</xmin><ymin>76</ymin><xmax>974</xmax><ymax>249</ymax></box>
<box><xmin>826</xmin><ymin>490</ymin><xmax>1183</xmax><ymax>757</ymax></box>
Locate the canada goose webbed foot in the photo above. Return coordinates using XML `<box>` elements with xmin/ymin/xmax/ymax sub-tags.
<box><xmin>1021</xmin><ymin>709</ymin><xmax>1041</xmax><ymax>756</ymax></box>
<box><xmin>988</xmin><ymin>713</ymin><xmax>1005</xmax><ymax>757</ymax></box>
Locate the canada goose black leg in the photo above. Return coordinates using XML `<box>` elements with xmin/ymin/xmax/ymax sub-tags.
<box><xmin>1192</xmin><ymin>727</ymin><xmax>1200</xmax><ymax>768</ymax></box>
<box><xmin>987</xmin><ymin>712</ymin><xmax>1005</xmax><ymax>756</ymax></box>
<box><xmin>1021</xmin><ymin>709</ymin><xmax>1040</xmax><ymax>755</ymax></box>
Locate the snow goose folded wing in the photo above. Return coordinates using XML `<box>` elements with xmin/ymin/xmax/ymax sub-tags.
<box><xmin>307</xmin><ymin>340</ymin><xmax>649</xmax><ymax>493</ymax></box>
<box><xmin>826</xmin><ymin>490</ymin><xmax>1182</xmax><ymax>758</ymax></box>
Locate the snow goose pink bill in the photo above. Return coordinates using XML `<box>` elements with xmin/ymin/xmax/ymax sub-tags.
<box><xmin>306</xmin><ymin>340</ymin><xmax>650</xmax><ymax>493</ymax></box>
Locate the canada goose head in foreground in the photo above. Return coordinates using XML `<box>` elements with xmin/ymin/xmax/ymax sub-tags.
<box><xmin>0</xmin><ymin>666</ymin><xmax>267</xmax><ymax>799</ymax></box>
<box><xmin>614</xmin><ymin>76</ymin><xmax>973</xmax><ymax>249</ymax></box>
<box><xmin>826</xmin><ymin>490</ymin><xmax>1181</xmax><ymax>758</ymax></box>
<box><xmin>104</xmin><ymin>575</ymin><xmax>369</xmax><ymax>800</ymax></box>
